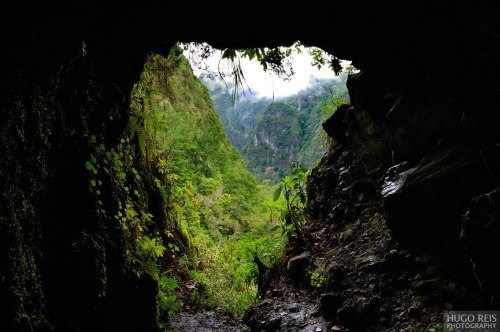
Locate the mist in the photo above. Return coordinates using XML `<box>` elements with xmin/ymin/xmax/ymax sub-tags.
<box><xmin>184</xmin><ymin>43</ymin><xmax>343</xmax><ymax>98</ymax></box>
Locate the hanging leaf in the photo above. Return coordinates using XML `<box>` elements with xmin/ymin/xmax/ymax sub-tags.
<box><xmin>273</xmin><ymin>186</ymin><xmax>282</xmax><ymax>202</ymax></box>
<box><xmin>221</xmin><ymin>48</ymin><xmax>236</xmax><ymax>60</ymax></box>
<box><xmin>330</xmin><ymin>57</ymin><xmax>342</xmax><ymax>76</ymax></box>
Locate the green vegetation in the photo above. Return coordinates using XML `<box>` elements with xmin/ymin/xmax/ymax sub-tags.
<box><xmin>273</xmin><ymin>162</ymin><xmax>309</xmax><ymax>238</ymax></box>
<box><xmin>84</xmin><ymin>131</ymin><xmax>185</xmax><ymax>323</ymax></box>
<box><xmin>310</xmin><ymin>265</ymin><xmax>327</xmax><ymax>289</ymax></box>
<box><xmin>92</xmin><ymin>43</ymin><xmax>340</xmax><ymax>323</ymax></box>
<box><xmin>244</xmin><ymin>102</ymin><xmax>302</xmax><ymax>182</ymax></box>
<box><xmin>203</xmin><ymin>74</ymin><xmax>348</xmax><ymax>183</ymax></box>
<box><xmin>129</xmin><ymin>48</ymin><xmax>291</xmax><ymax>318</ymax></box>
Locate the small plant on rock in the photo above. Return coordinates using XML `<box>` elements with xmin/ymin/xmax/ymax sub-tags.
<box><xmin>273</xmin><ymin>162</ymin><xmax>309</xmax><ymax>237</ymax></box>
<box><xmin>310</xmin><ymin>265</ymin><xmax>326</xmax><ymax>288</ymax></box>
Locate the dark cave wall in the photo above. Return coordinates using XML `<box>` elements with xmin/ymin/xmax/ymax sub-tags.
<box><xmin>1</xmin><ymin>1</ymin><xmax>500</xmax><ymax>331</ymax></box>
<box><xmin>301</xmin><ymin>3</ymin><xmax>500</xmax><ymax>326</ymax></box>
<box><xmin>313</xmin><ymin>1</ymin><xmax>500</xmax><ymax>302</ymax></box>
<box><xmin>0</xmin><ymin>6</ymin><xmax>171</xmax><ymax>330</ymax></box>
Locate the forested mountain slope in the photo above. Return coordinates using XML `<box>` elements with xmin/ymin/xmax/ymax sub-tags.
<box><xmin>203</xmin><ymin>77</ymin><xmax>348</xmax><ymax>183</ymax></box>
<box><xmin>133</xmin><ymin>49</ymin><xmax>285</xmax><ymax>319</ymax></box>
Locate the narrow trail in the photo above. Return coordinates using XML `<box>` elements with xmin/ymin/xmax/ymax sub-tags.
<box><xmin>166</xmin><ymin>311</ymin><xmax>249</xmax><ymax>332</ymax></box>
<box><xmin>244</xmin><ymin>297</ymin><xmax>330</xmax><ymax>332</ymax></box>
<box><xmin>167</xmin><ymin>303</ymin><xmax>330</xmax><ymax>332</ymax></box>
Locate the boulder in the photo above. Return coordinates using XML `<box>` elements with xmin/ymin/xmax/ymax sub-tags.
<box><xmin>287</xmin><ymin>251</ymin><xmax>311</xmax><ymax>284</ymax></box>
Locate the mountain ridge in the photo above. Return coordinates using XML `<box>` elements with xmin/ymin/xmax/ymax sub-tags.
<box><xmin>202</xmin><ymin>75</ymin><xmax>348</xmax><ymax>183</ymax></box>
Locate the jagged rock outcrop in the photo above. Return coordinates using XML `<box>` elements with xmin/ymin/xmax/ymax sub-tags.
<box><xmin>1</xmin><ymin>1</ymin><xmax>500</xmax><ymax>331</ymax></box>
<box><xmin>243</xmin><ymin>3</ymin><xmax>500</xmax><ymax>331</ymax></box>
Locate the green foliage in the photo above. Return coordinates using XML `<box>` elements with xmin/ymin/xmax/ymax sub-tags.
<box><xmin>310</xmin><ymin>265</ymin><xmax>326</xmax><ymax>288</ymax></box>
<box><xmin>190</xmin><ymin>231</ymin><xmax>284</xmax><ymax>317</ymax></box>
<box><xmin>129</xmin><ymin>48</ymin><xmax>288</xmax><ymax>319</ymax></box>
<box><xmin>139</xmin><ymin>236</ymin><xmax>166</xmax><ymax>260</ymax></box>
<box><xmin>321</xmin><ymin>96</ymin><xmax>347</xmax><ymax>118</ymax></box>
<box><xmin>161</xmin><ymin>276</ymin><xmax>180</xmax><ymax>291</ymax></box>
<box><xmin>204</xmin><ymin>74</ymin><xmax>349</xmax><ymax>184</ymax></box>
<box><xmin>273</xmin><ymin>162</ymin><xmax>309</xmax><ymax>237</ymax></box>
<box><xmin>158</xmin><ymin>276</ymin><xmax>181</xmax><ymax>317</ymax></box>
<box><xmin>157</xmin><ymin>272</ymin><xmax>182</xmax><ymax>331</ymax></box>
<box><xmin>309</xmin><ymin>47</ymin><xmax>343</xmax><ymax>75</ymax></box>
<box><xmin>85</xmin><ymin>132</ymin><xmax>183</xmax><ymax>322</ymax></box>
<box><xmin>85</xmin><ymin>43</ymin><xmax>348</xmax><ymax>324</ymax></box>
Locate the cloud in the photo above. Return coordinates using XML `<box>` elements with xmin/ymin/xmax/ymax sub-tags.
<box><xmin>185</xmin><ymin>45</ymin><xmax>341</xmax><ymax>98</ymax></box>
<box><xmin>243</xmin><ymin>52</ymin><xmax>339</xmax><ymax>98</ymax></box>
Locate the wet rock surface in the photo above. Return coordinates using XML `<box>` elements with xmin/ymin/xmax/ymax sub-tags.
<box><xmin>167</xmin><ymin>311</ymin><xmax>250</xmax><ymax>332</ymax></box>
<box><xmin>244</xmin><ymin>298</ymin><xmax>329</xmax><ymax>332</ymax></box>
<box><xmin>462</xmin><ymin>188</ymin><xmax>500</xmax><ymax>295</ymax></box>
<box><xmin>245</xmin><ymin>131</ymin><xmax>498</xmax><ymax>330</ymax></box>
<box><xmin>287</xmin><ymin>252</ymin><xmax>311</xmax><ymax>284</ymax></box>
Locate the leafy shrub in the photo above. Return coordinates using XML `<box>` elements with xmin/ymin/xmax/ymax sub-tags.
<box><xmin>273</xmin><ymin>162</ymin><xmax>309</xmax><ymax>237</ymax></box>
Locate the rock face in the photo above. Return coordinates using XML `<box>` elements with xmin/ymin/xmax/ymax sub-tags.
<box><xmin>244</xmin><ymin>102</ymin><xmax>302</xmax><ymax>182</ymax></box>
<box><xmin>0</xmin><ymin>7</ymin><xmax>167</xmax><ymax>330</ymax></box>
<box><xmin>1</xmin><ymin>2</ymin><xmax>500</xmax><ymax>331</ymax></box>
<box><xmin>287</xmin><ymin>252</ymin><xmax>311</xmax><ymax>284</ymax></box>
<box><xmin>242</xmin><ymin>3</ymin><xmax>500</xmax><ymax>331</ymax></box>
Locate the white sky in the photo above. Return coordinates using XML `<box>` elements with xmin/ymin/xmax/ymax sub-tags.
<box><xmin>184</xmin><ymin>44</ymin><xmax>341</xmax><ymax>98</ymax></box>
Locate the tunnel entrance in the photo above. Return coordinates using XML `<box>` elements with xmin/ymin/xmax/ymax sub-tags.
<box><xmin>2</xmin><ymin>4</ymin><xmax>499</xmax><ymax>331</ymax></box>
<box><xmin>127</xmin><ymin>42</ymin><xmax>350</xmax><ymax>327</ymax></box>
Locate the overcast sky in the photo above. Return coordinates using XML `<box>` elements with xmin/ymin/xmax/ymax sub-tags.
<box><xmin>184</xmin><ymin>44</ymin><xmax>340</xmax><ymax>98</ymax></box>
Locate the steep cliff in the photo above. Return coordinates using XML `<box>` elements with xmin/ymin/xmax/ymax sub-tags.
<box><xmin>242</xmin><ymin>3</ymin><xmax>500</xmax><ymax>330</ymax></box>
<box><xmin>207</xmin><ymin>77</ymin><xmax>348</xmax><ymax>183</ymax></box>
<box><xmin>245</xmin><ymin>70</ymin><xmax>500</xmax><ymax>329</ymax></box>
<box><xmin>243</xmin><ymin>102</ymin><xmax>302</xmax><ymax>182</ymax></box>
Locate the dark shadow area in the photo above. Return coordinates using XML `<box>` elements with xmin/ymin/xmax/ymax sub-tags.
<box><xmin>1</xmin><ymin>2</ymin><xmax>500</xmax><ymax>331</ymax></box>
